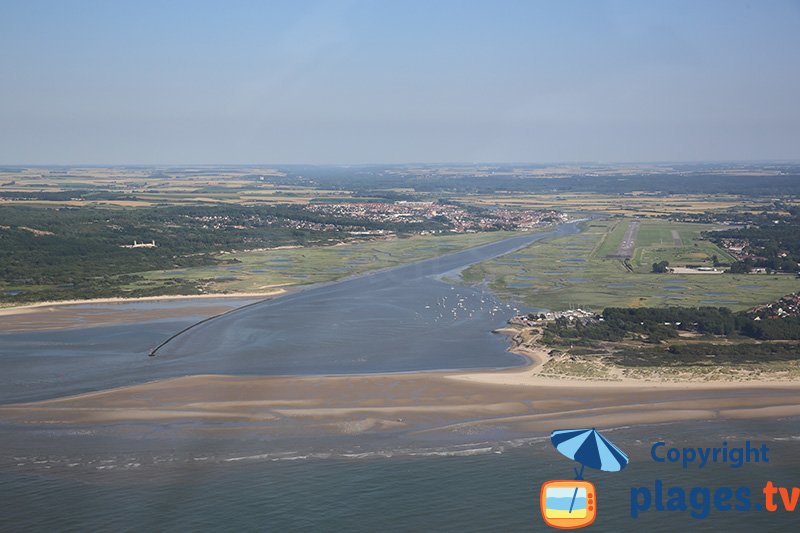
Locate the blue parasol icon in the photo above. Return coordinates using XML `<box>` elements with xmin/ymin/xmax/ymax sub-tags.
<box><xmin>550</xmin><ymin>428</ymin><xmax>629</xmax><ymax>514</ymax></box>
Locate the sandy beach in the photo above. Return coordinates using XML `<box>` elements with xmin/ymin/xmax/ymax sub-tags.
<box><xmin>3</xmin><ymin>308</ymin><xmax>799</xmax><ymax>442</ymax></box>
<box><xmin>2</xmin><ymin>366</ymin><xmax>799</xmax><ymax>441</ymax></box>
<box><xmin>4</xmin><ymin>318</ymin><xmax>800</xmax><ymax>439</ymax></box>
<box><xmin>0</xmin><ymin>289</ymin><xmax>286</xmax><ymax>331</ymax></box>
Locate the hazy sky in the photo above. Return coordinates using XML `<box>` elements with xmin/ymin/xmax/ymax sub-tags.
<box><xmin>1</xmin><ymin>0</ymin><xmax>799</xmax><ymax>164</ymax></box>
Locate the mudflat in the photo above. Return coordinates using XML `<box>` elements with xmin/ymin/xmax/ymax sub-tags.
<box><xmin>3</xmin><ymin>370</ymin><xmax>799</xmax><ymax>441</ymax></box>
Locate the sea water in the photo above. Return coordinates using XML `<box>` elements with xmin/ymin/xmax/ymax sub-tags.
<box><xmin>1</xmin><ymin>420</ymin><xmax>798</xmax><ymax>532</ymax></box>
<box><xmin>0</xmin><ymin>224</ymin><xmax>578</xmax><ymax>404</ymax></box>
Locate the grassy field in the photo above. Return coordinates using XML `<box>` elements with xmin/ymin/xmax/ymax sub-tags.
<box><xmin>594</xmin><ymin>218</ymin><xmax>737</xmax><ymax>269</ymax></box>
<box><xmin>127</xmin><ymin>231</ymin><xmax>523</xmax><ymax>295</ymax></box>
<box><xmin>461</xmin><ymin>218</ymin><xmax>798</xmax><ymax>311</ymax></box>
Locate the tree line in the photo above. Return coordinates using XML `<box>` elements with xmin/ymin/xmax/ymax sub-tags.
<box><xmin>542</xmin><ymin>306</ymin><xmax>800</xmax><ymax>344</ymax></box>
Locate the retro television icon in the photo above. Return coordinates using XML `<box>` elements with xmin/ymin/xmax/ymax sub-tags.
<box><xmin>540</xmin><ymin>480</ymin><xmax>596</xmax><ymax>529</ymax></box>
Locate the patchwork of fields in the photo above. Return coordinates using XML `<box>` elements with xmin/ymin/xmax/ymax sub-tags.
<box><xmin>455</xmin><ymin>192</ymin><xmax>785</xmax><ymax>216</ymax></box>
<box><xmin>0</xmin><ymin>167</ymin><xmax>351</xmax><ymax>207</ymax></box>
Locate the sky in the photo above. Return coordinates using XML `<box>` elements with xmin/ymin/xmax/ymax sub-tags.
<box><xmin>1</xmin><ymin>0</ymin><xmax>799</xmax><ymax>165</ymax></box>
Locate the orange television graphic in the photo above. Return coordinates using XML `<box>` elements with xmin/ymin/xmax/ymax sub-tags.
<box><xmin>540</xmin><ymin>428</ymin><xmax>628</xmax><ymax>528</ymax></box>
<box><xmin>540</xmin><ymin>480</ymin><xmax>597</xmax><ymax>529</ymax></box>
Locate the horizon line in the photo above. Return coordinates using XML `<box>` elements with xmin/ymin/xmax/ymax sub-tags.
<box><xmin>2</xmin><ymin>158</ymin><xmax>800</xmax><ymax>168</ymax></box>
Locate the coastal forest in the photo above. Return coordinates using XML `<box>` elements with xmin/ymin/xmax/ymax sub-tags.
<box><xmin>0</xmin><ymin>204</ymin><xmax>448</xmax><ymax>303</ymax></box>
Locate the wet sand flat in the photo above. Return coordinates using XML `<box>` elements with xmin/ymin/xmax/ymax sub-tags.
<box><xmin>3</xmin><ymin>372</ymin><xmax>799</xmax><ymax>441</ymax></box>
<box><xmin>0</xmin><ymin>291</ymin><xmax>285</xmax><ymax>332</ymax></box>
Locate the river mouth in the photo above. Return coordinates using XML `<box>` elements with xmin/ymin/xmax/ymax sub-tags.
<box><xmin>149</xmin><ymin>224</ymin><xmax>577</xmax><ymax>361</ymax></box>
<box><xmin>0</xmin><ymin>224</ymin><xmax>578</xmax><ymax>404</ymax></box>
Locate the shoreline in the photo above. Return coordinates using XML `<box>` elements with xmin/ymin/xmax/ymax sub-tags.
<box><xmin>0</xmin><ymin>289</ymin><xmax>288</xmax><ymax>315</ymax></box>
<box><xmin>0</xmin><ymin>224</ymin><xmax>560</xmax><ymax>317</ymax></box>
<box><xmin>3</xmin><ymin>366</ymin><xmax>799</xmax><ymax>443</ymax></box>
<box><xmin>0</xmin><ymin>226</ymin><xmax>563</xmax><ymax>335</ymax></box>
<box><xmin>487</xmin><ymin>324</ymin><xmax>800</xmax><ymax>388</ymax></box>
<box><xmin>4</xmin><ymin>311</ymin><xmax>797</xmax><ymax>437</ymax></box>
<box><xmin>0</xmin><ymin>289</ymin><xmax>289</xmax><ymax>332</ymax></box>
<box><xmin>4</xmin><ymin>290</ymin><xmax>800</xmax><ymax>436</ymax></box>
<box><xmin>2</xmin><ymin>321</ymin><xmax>798</xmax><ymax>448</ymax></box>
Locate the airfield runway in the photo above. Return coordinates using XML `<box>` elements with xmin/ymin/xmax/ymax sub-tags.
<box><xmin>610</xmin><ymin>220</ymin><xmax>640</xmax><ymax>258</ymax></box>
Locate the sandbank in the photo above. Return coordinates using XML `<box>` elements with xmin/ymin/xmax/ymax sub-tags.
<box><xmin>0</xmin><ymin>290</ymin><xmax>286</xmax><ymax>331</ymax></box>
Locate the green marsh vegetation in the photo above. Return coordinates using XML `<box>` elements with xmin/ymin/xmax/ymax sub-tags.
<box><xmin>462</xmin><ymin>218</ymin><xmax>798</xmax><ymax>312</ymax></box>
